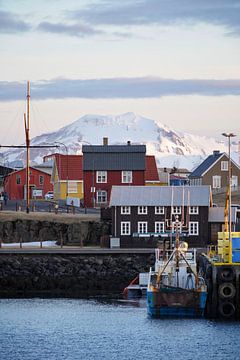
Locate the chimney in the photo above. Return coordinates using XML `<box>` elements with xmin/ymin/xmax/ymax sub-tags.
<box><xmin>103</xmin><ymin>137</ymin><xmax>108</xmax><ymax>146</ymax></box>
<box><xmin>127</xmin><ymin>141</ymin><xmax>131</xmax><ymax>146</ymax></box>
<box><xmin>213</xmin><ymin>150</ymin><xmax>220</xmax><ymax>156</ymax></box>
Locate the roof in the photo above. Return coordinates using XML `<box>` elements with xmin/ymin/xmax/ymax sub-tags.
<box><xmin>55</xmin><ymin>154</ymin><xmax>83</xmax><ymax>180</ymax></box>
<box><xmin>110</xmin><ymin>185</ymin><xmax>211</xmax><ymax>206</ymax></box>
<box><xmin>145</xmin><ymin>156</ymin><xmax>159</xmax><ymax>182</ymax></box>
<box><xmin>189</xmin><ymin>151</ymin><xmax>223</xmax><ymax>178</ymax></box>
<box><xmin>208</xmin><ymin>207</ymin><xmax>237</xmax><ymax>223</ymax></box>
<box><xmin>82</xmin><ymin>144</ymin><xmax>146</xmax><ymax>171</ymax></box>
<box><xmin>5</xmin><ymin>166</ymin><xmax>51</xmax><ymax>177</ymax></box>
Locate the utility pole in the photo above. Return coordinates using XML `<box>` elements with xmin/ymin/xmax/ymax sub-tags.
<box><xmin>25</xmin><ymin>81</ymin><xmax>30</xmax><ymax>213</ymax></box>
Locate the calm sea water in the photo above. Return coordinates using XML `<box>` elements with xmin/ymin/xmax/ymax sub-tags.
<box><xmin>1</xmin><ymin>298</ymin><xmax>240</xmax><ymax>360</ymax></box>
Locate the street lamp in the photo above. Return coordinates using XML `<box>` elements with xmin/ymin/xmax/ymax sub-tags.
<box><xmin>222</xmin><ymin>132</ymin><xmax>236</xmax><ymax>263</ymax></box>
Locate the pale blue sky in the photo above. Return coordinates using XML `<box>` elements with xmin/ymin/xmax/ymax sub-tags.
<box><xmin>0</xmin><ymin>0</ymin><xmax>239</xmax><ymax>145</ymax></box>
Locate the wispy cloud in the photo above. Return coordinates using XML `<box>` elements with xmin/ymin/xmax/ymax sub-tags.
<box><xmin>37</xmin><ymin>21</ymin><xmax>104</xmax><ymax>37</ymax></box>
<box><xmin>0</xmin><ymin>10</ymin><xmax>31</xmax><ymax>33</ymax></box>
<box><xmin>72</xmin><ymin>0</ymin><xmax>240</xmax><ymax>36</ymax></box>
<box><xmin>1</xmin><ymin>77</ymin><xmax>240</xmax><ymax>101</ymax></box>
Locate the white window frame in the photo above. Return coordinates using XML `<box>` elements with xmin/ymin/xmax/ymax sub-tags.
<box><xmin>155</xmin><ymin>206</ymin><xmax>164</xmax><ymax>214</ymax></box>
<box><xmin>16</xmin><ymin>175</ymin><xmax>21</xmax><ymax>185</ymax></box>
<box><xmin>39</xmin><ymin>175</ymin><xmax>44</xmax><ymax>185</ymax></box>
<box><xmin>121</xmin><ymin>206</ymin><xmax>131</xmax><ymax>215</ymax></box>
<box><xmin>189</xmin><ymin>221</ymin><xmax>199</xmax><ymax>235</ymax></box>
<box><xmin>213</xmin><ymin>175</ymin><xmax>221</xmax><ymax>189</ymax></box>
<box><xmin>121</xmin><ymin>221</ymin><xmax>131</xmax><ymax>235</ymax></box>
<box><xmin>189</xmin><ymin>206</ymin><xmax>199</xmax><ymax>215</ymax></box>
<box><xmin>172</xmin><ymin>222</ymin><xmax>182</xmax><ymax>233</ymax></box>
<box><xmin>67</xmin><ymin>181</ymin><xmax>78</xmax><ymax>194</ymax></box>
<box><xmin>96</xmin><ymin>171</ymin><xmax>107</xmax><ymax>183</ymax></box>
<box><xmin>138</xmin><ymin>206</ymin><xmax>148</xmax><ymax>214</ymax></box>
<box><xmin>172</xmin><ymin>206</ymin><xmax>181</xmax><ymax>214</ymax></box>
<box><xmin>138</xmin><ymin>221</ymin><xmax>148</xmax><ymax>234</ymax></box>
<box><xmin>122</xmin><ymin>171</ymin><xmax>132</xmax><ymax>184</ymax></box>
<box><xmin>155</xmin><ymin>222</ymin><xmax>165</xmax><ymax>233</ymax></box>
<box><xmin>221</xmin><ymin>161</ymin><xmax>228</xmax><ymax>171</ymax></box>
<box><xmin>96</xmin><ymin>190</ymin><xmax>107</xmax><ymax>203</ymax></box>
<box><xmin>231</xmin><ymin>175</ymin><xmax>238</xmax><ymax>188</ymax></box>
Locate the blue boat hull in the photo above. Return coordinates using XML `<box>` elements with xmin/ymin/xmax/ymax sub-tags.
<box><xmin>147</xmin><ymin>288</ymin><xmax>207</xmax><ymax>318</ymax></box>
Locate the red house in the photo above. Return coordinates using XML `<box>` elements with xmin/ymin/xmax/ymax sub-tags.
<box><xmin>4</xmin><ymin>167</ymin><xmax>53</xmax><ymax>200</ymax></box>
<box><xmin>82</xmin><ymin>141</ymin><xmax>146</xmax><ymax>208</ymax></box>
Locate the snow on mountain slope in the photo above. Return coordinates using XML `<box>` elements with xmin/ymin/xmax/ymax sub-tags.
<box><xmin>2</xmin><ymin>112</ymin><xmax>235</xmax><ymax>170</ymax></box>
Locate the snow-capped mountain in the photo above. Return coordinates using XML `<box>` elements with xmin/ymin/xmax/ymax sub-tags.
<box><xmin>2</xmin><ymin>112</ymin><xmax>236</xmax><ymax>170</ymax></box>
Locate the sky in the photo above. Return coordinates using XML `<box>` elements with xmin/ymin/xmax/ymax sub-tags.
<box><xmin>0</xmin><ymin>0</ymin><xmax>240</xmax><ymax>146</ymax></box>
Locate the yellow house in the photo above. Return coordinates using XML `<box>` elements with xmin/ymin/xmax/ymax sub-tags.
<box><xmin>51</xmin><ymin>154</ymin><xmax>83</xmax><ymax>201</ymax></box>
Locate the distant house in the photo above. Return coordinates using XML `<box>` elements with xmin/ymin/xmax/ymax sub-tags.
<box><xmin>4</xmin><ymin>167</ymin><xmax>53</xmax><ymax>200</ymax></box>
<box><xmin>109</xmin><ymin>185</ymin><xmax>212</xmax><ymax>248</ymax></box>
<box><xmin>82</xmin><ymin>140</ymin><xmax>146</xmax><ymax>208</ymax></box>
<box><xmin>189</xmin><ymin>150</ymin><xmax>240</xmax><ymax>191</ymax></box>
<box><xmin>51</xmin><ymin>154</ymin><xmax>83</xmax><ymax>201</ymax></box>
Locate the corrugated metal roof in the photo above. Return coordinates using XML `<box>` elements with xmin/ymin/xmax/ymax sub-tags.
<box><xmin>145</xmin><ymin>156</ymin><xmax>159</xmax><ymax>182</ymax></box>
<box><xmin>110</xmin><ymin>185</ymin><xmax>211</xmax><ymax>206</ymax></box>
<box><xmin>83</xmin><ymin>150</ymin><xmax>146</xmax><ymax>171</ymax></box>
<box><xmin>56</xmin><ymin>155</ymin><xmax>83</xmax><ymax>180</ymax></box>
<box><xmin>208</xmin><ymin>207</ymin><xmax>236</xmax><ymax>222</ymax></box>
<box><xmin>82</xmin><ymin>145</ymin><xmax>146</xmax><ymax>153</ymax></box>
<box><xmin>189</xmin><ymin>151</ymin><xmax>223</xmax><ymax>178</ymax></box>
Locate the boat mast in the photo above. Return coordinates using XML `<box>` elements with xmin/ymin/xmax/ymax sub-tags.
<box><xmin>24</xmin><ymin>81</ymin><xmax>30</xmax><ymax>213</ymax></box>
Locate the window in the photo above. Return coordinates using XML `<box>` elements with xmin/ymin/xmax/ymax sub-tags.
<box><xmin>96</xmin><ymin>190</ymin><xmax>107</xmax><ymax>203</ymax></box>
<box><xmin>172</xmin><ymin>206</ymin><xmax>181</xmax><ymax>214</ymax></box>
<box><xmin>172</xmin><ymin>222</ymin><xmax>182</xmax><ymax>233</ymax></box>
<box><xmin>213</xmin><ymin>175</ymin><xmax>221</xmax><ymax>189</ymax></box>
<box><xmin>138</xmin><ymin>222</ymin><xmax>148</xmax><ymax>234</ymax></box>
<box><xmin>122</xmin><ymin>171</ymin><xmax>132</xmax><ymax>183</ymax></box>
<box><xmin>231</xmin><ymin>175</ymin><xmax>238</xmax><ymax>188</ymax></box>
<box><xmin>16</xmin><ymin>175</ymin><xmax>21</xmax><ymax>184</ymax></box>
<box><xmin>121</xmin><ymin>206</ymin><xmax>131</xmax><ymax>214</ymax></box>
<box><xmin>67</xmin><ymin>182</ymin><xmax>78</xmax><ymax>193</ymax></box>
<box><xmin>96</xmin><ymin>171</ymin><xmax>107</xmax><ymax>183</ymax></box>
<box><xmin>121</xmin><ymin>222</ymin><xmax>131</xmax><ymax>235</ymax></box>
<box><xmin>39</xmin><ymin>175</ymin><xmax>44</xmax><ymax>185</ymax></box>
<box><xmin>189</xmin><ymin>206</ymin><xmax>199</xmax><ymax>215</ymax></box>
<box><xmin>155</xmin><ymin>222</ymin><xmax>165</xmax><ymax>233</ymax></box>
<box><xmin>138</xmin><ymin>206</ymin><xmax>148</xmax><ymax>214</ymax></box>
<box><xmin>189</xmin><ymin>221</ymin><xmax>199</xmax><ymax>235</ymax></box>
<box><xmin>221</xmin><ymin>161</ymin><xmax>228</xmax><ymax>171</ymax></box>
<box><xmin>155</xmin><ymin>206</ymin><xmax>164</xmax><ymax>214</ymax></box>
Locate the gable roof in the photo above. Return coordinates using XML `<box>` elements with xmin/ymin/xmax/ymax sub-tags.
<box><xmin>145</xmin><ymin>156</ymin><xmax>159</xmax><ymax>182</ymax></box>
<box><xmin>110</xmin><ymin>185</ymin><xmax>211</xmax><ymax>206</ymax></box>
<box><xmin>189</xmin><ymin>151</ymin><xmax>224</xmax><ymax>178</ymax></box>
<box><xmin>55</xmin><ymin>154</ymin><xmax>83</xmax><ymax>180</ymax></box>
<box><xmin>82</xmin><ymin>144</ymin><xmax>146</xmax><ymax>171</ymax></box>
<box><xmin>5</xmin><ymin>166</ymin><xmax>51</xmax><ymax>177</ymax></box>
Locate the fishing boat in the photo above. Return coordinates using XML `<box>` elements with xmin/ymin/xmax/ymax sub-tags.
<box><xmin>147</xmin><ymin>216</ymin><xmax>207</xmax><ymax>317</ymax></box>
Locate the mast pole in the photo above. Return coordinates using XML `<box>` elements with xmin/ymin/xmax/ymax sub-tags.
<box><xmin>26</xmin><ymin>81</ymin><xmax>30</xmax><ymax>214</ymax></box>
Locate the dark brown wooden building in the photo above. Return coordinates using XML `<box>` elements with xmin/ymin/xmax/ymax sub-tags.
<box><xmin>109</xmin><ymin>185</ymin><xmax>212</xmax><ymax>248</ymax></box>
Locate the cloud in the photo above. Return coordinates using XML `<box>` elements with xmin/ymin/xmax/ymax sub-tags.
<box><xmin>0</xmin><ymin>10</ymin><xmax>31</xmax><ymax>33</ymax></box>
<box><xmin>37</xmin><ymin>21</ymin><xmax>104</xmax><ymax>37</ymax></box>
<box><xmin>72</xmin><ymin>0</ymin><xmax>240</xmax><ymax>36</ymax></box>
<box><xmin>1</xmin><ymin>77</ymin><xmax>240</xmax><ymax>101</ymax></box>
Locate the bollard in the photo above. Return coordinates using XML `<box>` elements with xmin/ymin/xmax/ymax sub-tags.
<box><xmin>16</xmin><ymin>202</ymin><xmax>18</xmax><ymax>211</ymax></box>
<box><xmin>54</xmin><ymin>204</ymin><xmax>59</xmax><ymax>214</ymax></box>
<box><xmin>32</xmin><ymin>203</ymin><xmax>35</xmax><ymax>212</ymax></box>
<box><xmin>49</xmin><ymin>204</ymin><xmax>51</xmax><ymax>212</ymax></box>
<box><xmin>0</xmin><ymin>202</ymin><xmax>2</xmax><ymax>211</ymax></box>
<box><xmin>67</xmin><ymin>206</ymin><xmax>69</xmax><ymax>214</ymax></box>
<box><xmin>60</xmin><ymin>232</ymin><xmax>63</xmax><ymax>248</ymax></box>
<box><xmin>0</xmin><ymin>238</ymin><xmax>2</xmax><ymax>248</ymax></box>
<box><xmin>84</xmin><ymin>207</ymin><xmax>87</xmax><ymax>214</ymax></box>
<box><xmin>20</xmin><ymin>237</ymin><xmax>22</xmax><ymax>249</ymax></box>
<box><xmin>72</xmin><ymin>206</ymin><xmax>75</xmax><ymax>214</ymax></box>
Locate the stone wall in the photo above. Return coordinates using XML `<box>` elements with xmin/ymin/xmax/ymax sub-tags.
<box><xmin>0</xmin><ymin>219</ymin><xmax>110</xmax><ymax>246</ymax></box>
<box><xmin>0</xmin><ymin>253</ymin><xmax>155</xmax><ymax>297</ymax></box>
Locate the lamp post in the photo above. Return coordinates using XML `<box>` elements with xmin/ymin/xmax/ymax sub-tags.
<box><xmin>222</xmin><ymin>132</ymin><xmax>236</xmax><ymax>263</ymax></box>
<box><xmin>55</xmin><ymin>142</ymin><xmax>69</xmax><ymax>201</ymax></box>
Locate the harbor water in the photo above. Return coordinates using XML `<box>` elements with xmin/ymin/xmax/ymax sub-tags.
<box><xmin>1</xmin><ymin>298</ymin><xmax>240</xmax><ymax>360</ymax></box>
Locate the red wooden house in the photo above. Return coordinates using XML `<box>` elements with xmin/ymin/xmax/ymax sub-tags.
<box><xmin>82</xmin><ymin>141</ymin><xmax>146</xmax><ymax>208</ymax></box>
<box><xmin>4</xmin><ymin>167</ymin><xmax>53</xmax><ymax>200</ymax></box>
